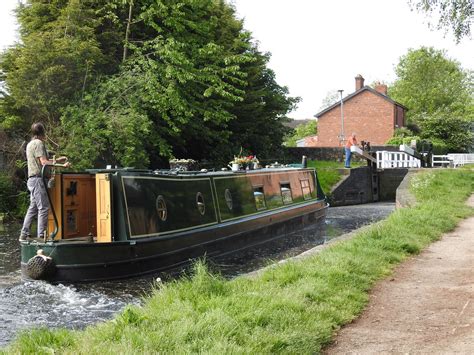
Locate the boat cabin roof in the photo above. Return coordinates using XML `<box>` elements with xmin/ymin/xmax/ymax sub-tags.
<box><xmin>85</xmin><ymin>166</ymin><xmax>309</xmax><ymax>177</ymax></box>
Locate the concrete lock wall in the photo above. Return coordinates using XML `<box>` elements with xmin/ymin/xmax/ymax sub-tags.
<box><xmin>329</xmin><ymin>167</ymin><xmax>409</xmax><ymax>206</ymax></box>
<box><xmin>378</xmin><ymin>169</ymin><xmax>409</xmax><ymax>201</ymax></box>
<box><xmin>330</xmin><ymin>167</ymin><xmax>374</xmax><ymax>205</ymax></box>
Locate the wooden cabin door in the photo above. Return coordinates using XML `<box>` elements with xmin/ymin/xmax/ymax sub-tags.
<box><xmin>96</xmin><ymin>173</ymin><xmax>112</xmax><ymax>243</ymax></box>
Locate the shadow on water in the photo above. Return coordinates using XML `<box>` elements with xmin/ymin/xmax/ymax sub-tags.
<box><xmin>0</xmin><ymin>202</ymin><xmax>394</xmax><ymax>346</ymax></box>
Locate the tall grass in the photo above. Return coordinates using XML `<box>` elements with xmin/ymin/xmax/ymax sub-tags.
<box><xmin>4</xmin><ymin>169</ymin><xmax>473</xmax><ymax>354</ymax></box>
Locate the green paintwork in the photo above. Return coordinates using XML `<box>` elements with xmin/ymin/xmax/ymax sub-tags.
<box><xmin>121</xmin><ymin>175</ymin><xmax>218</xmax><ymax>238</ymax></box>
<box><xmin>20</xmin><ymin>167</ymin><xmax>328</xmax><ymax>281</ymax></box>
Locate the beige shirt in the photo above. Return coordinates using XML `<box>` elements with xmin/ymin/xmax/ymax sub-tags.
<box><xmin>26</xmin><ymin>138</ymin><xmax>48</xmax><ymax>177</ymax></box>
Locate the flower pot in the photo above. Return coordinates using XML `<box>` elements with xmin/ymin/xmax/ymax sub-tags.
<box><xmin>231</xmin><ymin>163</ymin><xmax>240</xmax><ymax>171</ymax></box>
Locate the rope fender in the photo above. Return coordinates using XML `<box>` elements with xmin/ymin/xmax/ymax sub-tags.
<box><xmin>25</xmin><ymin>249</ymin><xmax>56</xmax><ymax>280</ymax></box>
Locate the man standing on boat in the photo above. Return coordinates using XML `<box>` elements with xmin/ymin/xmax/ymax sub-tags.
<box><xmin>344</xmin><ymin>132</ymin><xmax>358</xmax><ymax>168</ymax></box>
<box><xmin>19</xmin><ymin>122</ymin><xmax>70</xmax><ymax>241</ymax></box>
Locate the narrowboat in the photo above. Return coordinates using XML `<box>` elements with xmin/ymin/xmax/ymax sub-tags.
<box><xmin>20</xmin><ymin>165</ymin><xmax>328</xmax><ymax>282</ymax></box>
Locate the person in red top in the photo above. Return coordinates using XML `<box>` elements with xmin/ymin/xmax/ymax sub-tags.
<box><xmin>345</xmin><ymin>132</ymin><xmax>357</xmax><ymax>168</ymax></box>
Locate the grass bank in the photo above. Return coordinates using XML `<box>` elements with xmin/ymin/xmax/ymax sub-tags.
<box><xmin>308</xmin><ymin>160</ymin><xmax>362</xmax><ymax>194</ymax></box>
<box><xmin>4</xmin><ymin>169</ymin><xmax>473</xmax><ymax>354</ymax></box>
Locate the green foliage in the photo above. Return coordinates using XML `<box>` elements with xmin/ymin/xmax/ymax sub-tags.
<box><xmin>60</xmin><ymin>72</ymin><xmax>153</xmax><ymax>169</ymax></box>
<box><xmin>5</xmin><ymin>170</ymin><xmax>473</xmax><ymax>354</ymax></box>
<box><xmin>386</xmin><ymin>135</ymin><xmax>450</xmax><ymax>155</ymax></box>
<box><xmin>410</xmin><ymin>0</ymin><xmax>473</xmax><ymax>42</ymax></box>
<box><xmin>393</xmin><ymin>127</ymin><xmax>415</xmax><ymax>138</ymax></box>
<box><xmin>0</xmin><ymin>172</ymin><xmax>29</xmax><ymax>218</ymax></box>
<box><xmin>6</xmin><ymin>328</ymin><xmax>77</xmax><ymax>354</ymax></box>
<box><xmin>389</xmin><ymin>47</ymin><xmax>473</xmax><ymax>152</ymax></box>
<box><xmin>307</xmin><ymin>160</ymin><xmax>344</xmax><ymax>194</ymax></box>
<box><xmin>385</xmin><ymin>127</ymin><xmax>420</xmax><ymax>146</ymax></box>
<box><xmin>116</xmin><ymin>306</ymin><xmax>147</xmax><ymax>327</ymax></box>
<box><xmin>414</xmin><ymin>109</ymin><xmax>474</xmax><ymax>152</ymax></box>
<box><xmin>0</xmin><ymin>172</ymin><xmax>16</xmax><ymax>213</ymax></box>
<box><xmin>15</xmin><ymin>190</ymin><xmax>30</xmax><ymax>219</ymax></box>
<box><xmin>386</xmin><ymin>135</ymin><xmax>420</xmax><ymax>146</ymax></box>
<box><xmin>390</xmin><ymin>47</ymin><xmax>471</xmax><ymax>117</ymax></box>
<box><xmin>306</xmin><ymin>160</ymin><xmax>363</xmax><ymax>199</ymax></box>
<box><xmin>222</xmin><ymin>47</ymin><xmax>299</xmax><ymax>162</ymax></box>
<box><xmin>1</xmin><ymin>0</ymin><xmax>297</xmax><ymax>169</ymax></box>
<box><xmin>429</xmin><ymin>138</ymin><xmax>449</xmax><ymax>154</ymax></box>
<box><xmin>284</xmin><ymin>120</ymin><xmax>317</xmax><ymax>147</ymax></box>
<box><xmin>0</xmin><ymin>0</ymin><xmax>111</xmax><ymax>127</ymax></box>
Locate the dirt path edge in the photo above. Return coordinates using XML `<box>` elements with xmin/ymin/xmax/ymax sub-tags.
<box><xmin>324</xmin><ymin>194</ymin><xmax>474</xmax><ymax>354</ymax></box>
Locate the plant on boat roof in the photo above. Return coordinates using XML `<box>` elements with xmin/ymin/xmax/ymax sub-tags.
<box><xmin>230</xmin><ymin>147</ymin><xmax>259</xmax><ymax>165</ymax></box>
<box><xmin>169</xmin><ymin>158</ymin><xmax>196</xmax><ymax>163</ymax></box>
<box><xmin>230</xmin><ymin>155</ymin><xmax>259</xmax><ymax>164</ymax></box>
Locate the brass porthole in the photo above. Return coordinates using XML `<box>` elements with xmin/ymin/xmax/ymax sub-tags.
<box><xmin>224</xmin><ymin>189</ymin><xmax>233</xmax><ymax>211</ymax></box>
<box><xmin>196</xmin><ymin>192</ymin><xmax>205</xmax><ymax>215</ymax></box>
<box><xmin>156</xmin><ymin>195</ymin><xmax>167</xmax><ymax>221</ymax></box>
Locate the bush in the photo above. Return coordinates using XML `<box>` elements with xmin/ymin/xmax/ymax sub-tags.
<box><xmin>430</xmin><ymin>138</ymin><xmax>449</xmax><ymax>155</ymax></box>
<box><xmin>0</xmin><ymin>172</ymin><xmax>16</xmax><ymax>214</ymax></box>
<box><xmin>284</xmin><ymin>120</ymin><xmax>317</xmax><ymax>147</ymax></box>
<box><xmin>15</xmin><ymin>190</ymin><xmax>30</xmax><ymax>218</ymax></box>
<box><xmin>386</xmin><ymin>135</ymin><xmax>420</xmax><ymax>146</ymax></box>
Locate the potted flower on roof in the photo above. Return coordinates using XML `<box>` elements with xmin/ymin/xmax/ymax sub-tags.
<box><xmin>229</xmin><ymin>154</ymin><xmax>259</xmax><ymax>171</ymax></box>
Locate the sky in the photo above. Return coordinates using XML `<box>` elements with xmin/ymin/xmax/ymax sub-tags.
<box><xmin>1</xmin><ymin>0</ymin><xmax>473</xmax><ymax>120</ymax></box>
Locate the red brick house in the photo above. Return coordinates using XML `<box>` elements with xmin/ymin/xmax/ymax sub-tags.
<box><xmin>311</xmin><ymin>75</ymin><xmax>407</xmax><ymax>147</ymax></box>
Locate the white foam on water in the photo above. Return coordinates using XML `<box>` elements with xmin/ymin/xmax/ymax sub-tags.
<box><xmin>0</xmin><ymin>279</ymin><xmax>136</xmax><ymax>346</ymax></box>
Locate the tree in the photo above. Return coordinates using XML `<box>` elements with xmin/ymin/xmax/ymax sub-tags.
<box><xmin>59</xmin><ymin>71</ymin><xmax>153</xmax><ymax>169</ymax></box>
<box><xmin>390</xmin><ymin>47</ymin><xmax>471</xmax><ymax>117</ymax></box>
<box><xmin>58</xmin><ymin>0</ymin><xmax>254</xmax><ymax>168</ymax></box>
<box><xmin>223</xmin><ymin>47</ymin><xmax>299</xmax><ymax>161</ymax></box>
<box><xmin>410</xmin><ymin>0</ymin><xmax>473</xmax><ymax>43</ymax></box>
<box><xmin>416</xmin><ymin>108</ymin><xmax>473</xmax><ymax>152</ymax></box>
<box><xmin>0</xmin><ymin>0</ymin><xmax>120</xmax><ymax>131</ymax></box>
<box><xmin>318</xmin><ymin>90</ymin><xmax>340</xmax><ymax>111</ymax></box>
<box><xmin>1</xmin><ymin>0</ymin><xmax>299</xmax><ymax>169</ymax></box>
<box><xmin>389</xmin><ymin>47</ymin><xmax>473</xmax><ymax>152</ymax></box>
<box><xmin>284</xmin><ymin>120</ymin><xmax>317</xmax><ymax>147</ymax></box>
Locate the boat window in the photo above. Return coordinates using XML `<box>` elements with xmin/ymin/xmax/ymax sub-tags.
<box><xmin>280</xmin><ymin>183</ymin><xmax>293</xmax><ymax>204</ymax></box>
<box><xmin>253</xmin><ymin>186</ymin><xmax>266</xmax><ymax>210</ymax></box>
<box><xmin>224</xmin><ymin>189</ymin><xmax>233</xmax><ymax>211</ymax></box>
<box><xmin>300</xmin><ymin>179</ymin><xmax>312</xmax><ymax>200</ymax></box>
<box><xmin>156</xmin><ymin>195</ymin><xmax>167</xmax><ymax>221</ymax></box>
<box><xmin>196</xmin><ymin>192</ymin><xmax>205</xmax><ymax>215</ymax></box>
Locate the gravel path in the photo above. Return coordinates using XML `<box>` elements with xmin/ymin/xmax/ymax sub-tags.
<box><xmin>324</xmin><ymin>195</ymin><xmax>474</xmax><ymax>354</ymax></box>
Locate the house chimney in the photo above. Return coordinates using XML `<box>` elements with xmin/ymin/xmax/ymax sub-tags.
<box><xmin>375</xmin><ymin>83</ymin><xmax>388</xmax><ymax>95</ymax></box>
<box><xmin>355</xmin><ymin>74</ymin><xmax>365</xmax><ymax>91</ymax></box>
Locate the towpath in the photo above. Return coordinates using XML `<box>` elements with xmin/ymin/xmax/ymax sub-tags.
<box><xmin>324</xmin><ymin>194</ymin><xmax>474</xmax><ymax>354</ymax></box>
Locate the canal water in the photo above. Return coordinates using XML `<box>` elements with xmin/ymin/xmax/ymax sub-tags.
<box><xmin>0</xmin><ymin>202</ymin><xmax>394</xmax><ymax>346</ymax></box>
